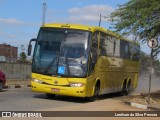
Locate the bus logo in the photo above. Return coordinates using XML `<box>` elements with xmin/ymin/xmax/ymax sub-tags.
<box><xmin>54</xmin><ymin>81</ymin><xmax>58</xmax><ymax>85</ymax></box>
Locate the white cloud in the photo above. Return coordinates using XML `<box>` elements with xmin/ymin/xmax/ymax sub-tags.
<box><xmin>69</xmin><ymin>5</ymin><xmax>114</xmax><ymax>15</ymax></box>
<box><xmin>0</xmin><ymin>18</ymin><xmax>39</xmax><ymax>50</ymax></box>
<box><xmin>0</xmin><ymin>18</ymin><xmax>40</xmax><ymax>26</ymax></box>
<box><xmin>0</xmin><ymin>18</ymin><xmax>25</xmax><ymax>25</ymax></box>
<box><xmin>0</xmin><ymin>30</ymin><xmax>17</xmax><ymax>39</ymax></box>
<box><xmin>0</xmin><ymin>30</ymin><xmax>33</xmax><ymax>53</ymax></box>
<box><xmin>67</xmin><ymin>5</ymin><xmax>114</xmax><ymax>23</ymax></box>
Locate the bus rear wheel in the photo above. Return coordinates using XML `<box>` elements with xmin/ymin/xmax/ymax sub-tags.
<box><xmin>122</xmin><ymin>80</ymin><xmax>131</xmax><ymax>95</ymax></box>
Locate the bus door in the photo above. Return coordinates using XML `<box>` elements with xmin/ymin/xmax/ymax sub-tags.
<box><xmin>86</xmin><ymin>32</ymin><xmax>99</xmax><ymax>96</ymax></box>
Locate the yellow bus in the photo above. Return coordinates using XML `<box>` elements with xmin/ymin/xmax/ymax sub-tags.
<box><xmin>28</xmin><ymin>23</ymin><xmax>140</xmax><ymax>100</ymax></box>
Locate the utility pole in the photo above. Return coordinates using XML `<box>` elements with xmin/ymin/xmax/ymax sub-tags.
<box><xmin>42</xmin><ymin>0</ymin><xmax>47</xmax><ymax>25</ymax></box>
<box><xmin>99</xmin><ymin>14</ymin><xmax>101</xmax><ymax>27</ymax></box>
<box><xmin>98</xmin><ymin>14</ymin><xmax>111</xmax><ymax>27</ymax></box>
<box><xmin>147</xmin><ymin>38</ymin><xmax>158</xmax><ymax>104</ymax></box>
<box><xmin>148</xmin><ymin>48</ymin><xmax>153</xmax><ymax>104</ymax></box>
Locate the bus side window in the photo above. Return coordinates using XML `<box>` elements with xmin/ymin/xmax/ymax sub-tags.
<box><xmin>120</xmin><ymin>40</ymin><xmax>130</xmax><ymax>59</ymax></box>
<box><xmin>129</xmin><ymin>43</ymin><xmax>140</xmax><ymax>61</ymax></box>
<box><xmin>114</xmin><ymin>39</ymin><xmax>120</xmax><ymax>57</ymax></box>
<box><xmin>100</xmin><ymin>32</ymin><xmax>107</xmax><ymax>55</ymax></box>
<box><xmin>90</xmin><ymin>32</ymin><xmax>98</xmax><ymax>70</ymax></box>
<box><xmin>99</xmin><ymin>33</ymin><xmax>120</xmax><ymax>57</ymax></box>
<box><xmin>105</xmin><ymin>36</ymin><xmax>114</xmax><ymax>56</ymax></box>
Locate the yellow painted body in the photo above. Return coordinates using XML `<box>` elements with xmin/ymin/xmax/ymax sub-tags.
<box><xmin>31</xmin><ymin>73</ymin><xmax>87</xmax><ymax>97</ymax></box>
<box><xmin>31</xmin><ymin>23</ymin><xmax>140</xmax><ymax>97</ymax></box>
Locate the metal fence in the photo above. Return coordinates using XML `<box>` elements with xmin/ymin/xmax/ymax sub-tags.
<box><xmin>0</xmin><ymin>62</ymin><xmax>31</xmax><ymax>80</ymax></box>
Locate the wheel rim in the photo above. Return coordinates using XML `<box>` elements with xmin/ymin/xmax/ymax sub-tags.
<box><xmin>94</xmin><ymin>85</ymin><xmax>99</xmax><ymax>97</ymax></box>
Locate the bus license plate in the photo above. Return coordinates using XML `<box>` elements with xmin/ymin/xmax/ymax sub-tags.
<box><xmin>51</xmin><ymin>88</ymin><xmax>60</xmax><ymax>92</ymax></box>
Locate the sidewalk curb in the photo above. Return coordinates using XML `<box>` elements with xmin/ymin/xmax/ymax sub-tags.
<box><xmin>124</xmin><ymin>101</ymin><xmax>160</xmax><ymax>111</ymax></box>
<box><xmin>3</xmin><ymin>85</ymin><xmax>31</xmax><ymax>89</ymax></box>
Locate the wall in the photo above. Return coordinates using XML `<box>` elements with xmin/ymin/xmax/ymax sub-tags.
<box><xmin>0</xmin><ymin>62</ymin><xmax>31</xmax><ymax>80</ymax></box>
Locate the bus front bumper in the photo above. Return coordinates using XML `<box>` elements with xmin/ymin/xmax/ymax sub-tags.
<box><xmin>31</xmin><ymin>81</ymin><xmax>87</xmax><ymax>97</ymax></box>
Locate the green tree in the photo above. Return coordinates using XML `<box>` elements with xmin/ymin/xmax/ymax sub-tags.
<box><xmin>19</xmin><ymin>52</ymin><xmax>27</xmax><ymax>63</ymax></box>
<box><xmin>140</xmin><ymin>51</ymin><xmax>160</xmax><ymax>76</ymax></box>
<box><xmin>140</xmin><ymin>51</ymin><xmax>150</xmax><ymax>71</ymax></box>
<box><xmin>153</xmin><ymin>60</ymin><xmax>160</xmax><ymax>76</ymax></box>
<box><xmin>111</xmin><ymin>0</ymin><xmax>160</xmax><ymax>53</ymax></box>
<box><xmin>111</xmin><ymin>0</ymin><xmax>160</xmax><ymax>41</ymax></box>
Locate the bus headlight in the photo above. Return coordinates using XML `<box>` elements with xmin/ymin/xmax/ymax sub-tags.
<box><xmin>32</xmin><ymin>79</ymin><xmax>43</xmax><ymax>84</ymax></box>
<box><xmin>69</xmin><ymin>82</ymin><xmax>84</xmax><ymax>87</ymax></box>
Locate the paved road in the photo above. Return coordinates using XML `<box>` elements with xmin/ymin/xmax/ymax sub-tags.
<box><xmin>0</xmin><ymin>88</ymin><xmax>85</xmax><ymax>111</ymax></box>
<box><xmin>1</xmin><ymin>88</ymin><xmax>158</xmax><ymax>120</ymax></box>
<box><xmin>0</xmin><ymin>87</ymin><xmax>139</xmax><ymax>111</ymax></box>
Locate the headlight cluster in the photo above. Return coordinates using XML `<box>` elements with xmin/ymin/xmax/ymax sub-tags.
<box><xmin>69</xmin><ymin>82</ymin><xmax>84</xmax><ymax>87</ymax></box>
<box><xmin>32</xmin><ymin>79</ymin><xmax>43</xmax><ymax>84</ymax></box>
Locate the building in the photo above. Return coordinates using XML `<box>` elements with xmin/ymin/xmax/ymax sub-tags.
<box><xmin>0</xmin><ymin>56</ymin><xmax>6</xmax><ymax>62</ymax></box>
<box><xmin>0</xmin><ymin>44</ymin><xmax>18</xmax><ymax>62</ymax></box>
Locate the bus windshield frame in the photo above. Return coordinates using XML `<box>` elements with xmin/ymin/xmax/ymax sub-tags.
<box><xmin>32</xmin><ymin>27</ymin><xmax>91</xmax><ymax>78</ymax></box>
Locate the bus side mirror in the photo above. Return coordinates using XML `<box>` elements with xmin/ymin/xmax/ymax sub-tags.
<box><xmin>28</xmin><ymin>44</ymin><xmax>32</xmax><ymax>56</ymax></box>
<box><xmin>28</xmin><ymin>38</ymin><xmax>36</xmax><ymax>56</ymax></box>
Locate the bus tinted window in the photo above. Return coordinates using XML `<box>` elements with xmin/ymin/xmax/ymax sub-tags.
<box><xmin>100</xmin><ymin>33</ymin><xmax>120</xmax><ymax>57</ymax></box>
<box><xmin>106</xmin><ymin>36</ymin><xmax>115</xmax><ymax>56</ymax></box>
<box><xmin>129</xmin><ymin>43</ymin><xmax>140</xmax><ymax>61</ymax></box>
<box><xmin>100</xmin><ymin>33</ymin><xmax>107</xmax><ymax>55</ymax></box>
<box><xmin>114</xmin><ymin>39</ymin><xmax>120</xmax><ymax>57</ymax></box>
<box><xmin>90</xmin><ymin>32</ymin><xmax>98</xmax><ymax>70</ymax></box>
<box><xmin>100</xmin><ymin>32</ymin><xmax>140</xmax><ymax>61</ymax></box>
<box><xmin>120</xmin><ymin>40</ymin><xmax>130</xmax><ymax>59</ymax></box>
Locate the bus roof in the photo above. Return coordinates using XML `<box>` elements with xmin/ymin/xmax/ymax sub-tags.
<box><xmin>43</xmin><ymin>23</ymin><xmax>139</xmax><ymax>45</ymax></box>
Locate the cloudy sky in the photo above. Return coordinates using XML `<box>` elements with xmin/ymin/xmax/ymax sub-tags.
<box><xmin>0</xmin><ymin>0</ymin><xmax>154</xmax><ymax>56</ymax></box>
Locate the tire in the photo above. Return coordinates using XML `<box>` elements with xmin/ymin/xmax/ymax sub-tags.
<box><xmin>46</xmin><ymin>93</ymin><xmax>56</xmax><ymax>98</ymax></box>
<box><xmin>126</xmin><ymin>81</ymin><xmax>131</xmax><ymax>95</ymax></box>
<box><xmin>122</xmin><ymin>80</ymin><xmax>131</xmax><ymax>96</ymax></box>
<box><xmin>87</xmin><ymin>82</ymin><xmax>100</xmax><ymax>102</ymax></box>
<box><xmin>0</xmin><ymin>82</ymin><xmax>3</xmax><ymax>92</ymax></box>
<box><xmin>122</xmin><ymin>81</ymin><xmax>128</xmax><ymax>95</ymax></box>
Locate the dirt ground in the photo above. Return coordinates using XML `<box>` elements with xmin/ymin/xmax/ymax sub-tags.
<box><xmin>124</xmin><ymin>90</ymin><xmax>160</xmax><ymax>108</ymax></box>
<box><xmin>5</xmin><ymin>79</ymin><xmax>31</xmax><ymax>86</ymax></box>
<box><xmin>127</xmin><ymin>72</ymin><xmax>160</xmax><ymax>108</ymax></box>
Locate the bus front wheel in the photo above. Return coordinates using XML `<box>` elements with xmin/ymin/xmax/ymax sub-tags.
<box><xmin>88</xmin><ymin>81</ymin><xmax>100</xmax><ymax>101</ymax></box>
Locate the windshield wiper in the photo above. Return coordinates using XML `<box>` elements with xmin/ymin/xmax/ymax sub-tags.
<box><xmin>64</xmin><ymin>48</ymin><xmax>71</xmax><ymax>76</ymax></box>
<box><xmin>43</xmin><ymin>56</ymin><xmax>57</xmax><ymax>74</ymax></box>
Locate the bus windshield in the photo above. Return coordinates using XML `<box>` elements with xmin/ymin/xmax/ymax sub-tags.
<box><xmin>32</xmin><ymin>28</ymin><xmax>90</xmax><ymax>77</ymax></box>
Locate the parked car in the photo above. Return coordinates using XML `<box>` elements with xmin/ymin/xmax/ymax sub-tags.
<box><xmin>0</xmin><ymin>70</ymin><xmax>6</xmax><ymax>92</ymax></box>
